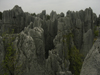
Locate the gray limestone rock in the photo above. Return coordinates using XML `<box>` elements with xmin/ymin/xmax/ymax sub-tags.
<box><xmin>60</xmin><ymin>12</ymin><xmax>65</xmax><ymax>17</ymax></box>
<box><xmin>97</xmin><ymin>15</ymin><xmax>100</xmax><ymax>26</ymax></box>
<box><xmin>46</xmin><ymin>50</ymin><xmax>63</xmax><ymax>75</ymax></box>
<box><xmin>50</xmin><ymin>10</ymin><xmax>57</xmax><ymax>21</ymax></box>
<box><xmin>2</xmin><ymin>5</ymin><xmax>23</xmax><ymax>24</ymax></box>
<box><xmin>13</xmin><ymin>18</ymin><xmax>45</xmax><ymax>75</ymax></box>
<box><xmin>53</xmin><ymin>16</ymin><xmax>73</xmax><ymax>74</ymax></box>
<box><xmin>81</xmin><ymin>29</ymin><xmax>93</xmax><ymax>57</ymax></box>
<box><xmin>57</xmin><ymin>72</ymin><xmax>66</xmax><ymax>75</ymax></box>
<box><xmin>41</xmin><ymin>17</ymin><xmax>58</xmax><ymax>59</ymax></box>
<box><xmin>2</xmin><ymin>5</ymin><xmax>35</xmax><ymax>34</ymax></box>
<box><xmin>57</xmin><ymin>71</ymin><xmax>72</xmax><ymax>75</ymax></box>
<box><xmin>84</xmin><ymin>7</ymin><xmax>93</xmax><ymax>32</ymax></box>
<box><xmin>13</xmin><ymin>31</ymin><xmax>37</xmax><ymax>75</ymax></box>
<box><xmin>0</xmin><ymin>6</ymin><xmax>99</xmax><ymax>75</ymax></box>
<box><xmin>25</xmin><ymin>18</ymin><xmax>45</xmax><ymax>64</ymax></box>
<box><xmin>39</xmin><ymin>10</ymin><xmax>46</xmax><ymax>19</ymax></box>
<box><xmin>73</xmin><ymin>18</ymin><xmax>83</xmax><ymax>50</ymax></box>
<box><xmin>0</xmin><ymin>36</ymin><xmax>4</xmax><ymax>75</ymax></box>
<box><xmin>0</xmin><ymin>20</ymin><xmax>2</xmax><ymax>35</ymax></box>
<box><xmin>12</xmin><ymin>5</ymin><xmax>23</xmax><ymax>14</ymax></box>
<box><xmin>80</xmin><ymin>38</ymin><xmax>100</xmax><ymax>75</ymax></box>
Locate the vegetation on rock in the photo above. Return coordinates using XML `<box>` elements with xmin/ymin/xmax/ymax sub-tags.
<box><xmin>64</xmin><ymin>33</ymin><xmax>83</xmax><ymax>75</ymax></box>
<box><xmin>94</xmin><ymin>29</ymin><xmax>99</xmax><ymax>37</ymax></box>
<box><xmin>69</xmin><ymin>46</ymin><xmax>83</xmax><ymax>75</ymax></box>
<box><xmin>31</xmin><ymin>13</ymin><xmax>36</xmax><ymax>16</ymax></box>
<box><xmin>1</xmin><ymin>30</ymin><xmax>20</xmax><ymax>75</ymax></box>
<box><xmin>93</xmin><ymin>26</ymin><xmax>99</xmax><ymax>42</ymax></box>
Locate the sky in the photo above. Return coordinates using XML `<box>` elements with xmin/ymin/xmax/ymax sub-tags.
<box><xmin>0</xmin><ymin>0</ymin><xmax>100</xmax><ymax>16</ymax></box>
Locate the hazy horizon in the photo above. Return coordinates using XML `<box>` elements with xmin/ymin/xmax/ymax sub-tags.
<box><xmin>0</xmin><ymin>0</ymin><xmax>100</xmax><ymax>16</ymax></box>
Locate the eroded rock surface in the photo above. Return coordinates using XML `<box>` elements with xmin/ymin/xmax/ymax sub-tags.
<box><xmin>80</xmin><ymin>38</ymin><xmax>100</xmax><ymax>75</ymax></box>
<box><xmin>2</xmin><ymin>5</ymin><xmax>35</xmax><ymax>33</ymax></box>
<box><xmin>0</xmin><ymin>5</ymin><xmax>99</xmax><ymax>75</ymax></box>
<box><xmin>0</xmin><ymin>36</ymin><xmax>4</xmax><ymax>75</ymax></box>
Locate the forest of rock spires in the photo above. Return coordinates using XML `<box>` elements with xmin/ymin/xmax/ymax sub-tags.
<box><xmin>0</xmin><ymin>5</ymin><xmax>100</xmax><ymax>75</ymax></box>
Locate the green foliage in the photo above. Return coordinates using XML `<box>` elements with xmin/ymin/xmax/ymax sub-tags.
<box><xmin>63</xmin><ymin>33</ymin><xmax>83</xmax><ymax>75</ymax></box>
<box><xmin>63</xmin><ymin>33</ymin><xmax>73</xmax><ymax>59</ymax></box>
<box><xmin>31</xmin><ymin>13</ymin><xmax>36</xmax><ymax>16</ymax></box>
<box><xmin>3</xmin><ymin>40</ymin><xmax>15</xmax><ymax>75</ymax></box>
<box><xmin>46</xmin><ymin>14</ymin><xmax>50</xmax><ymax>20</ymax></box>
<box><xmin>69</xmin><ymin>46</ymin><xmax>83</xmax><ymax>75</ymax></box>
<box><xmin>93</xmin><ymin>26</ymin><xmax>99</xmax><ymax>43</ymax></box>
<box><xmin>0</xmin><ymin>11</ymin><xmax>2</xmax><ymax>20</ymax></box>
<box><xmin>94</xmin><ymin>30</ymin><xmax>99</xmax><ymax>37</ymax></box>
<box><xmin>2</xmin><ymin>30</ymin><xmax>16</xmax><ymax>75</ymax></box>
<box><xmin>94</xmin><ymin>26</ymin><xmax>99</xmax><ymax>37</ymax></box>
<box><xmin>1</xmin><ymin>29</ymin><xmax>21</xmax><ymax>75</ymax></box>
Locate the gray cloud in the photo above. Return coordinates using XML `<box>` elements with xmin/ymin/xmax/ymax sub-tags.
<box><xmin>0</xmin><ymin>0</ymin><xmax>100</xmax><ymax>16</ymax></box>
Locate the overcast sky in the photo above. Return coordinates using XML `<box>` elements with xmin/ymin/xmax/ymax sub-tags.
<box><xmin>0</xmin><ymin>0</ymin><xmax>100</xmax><ymax>16</ymax></box>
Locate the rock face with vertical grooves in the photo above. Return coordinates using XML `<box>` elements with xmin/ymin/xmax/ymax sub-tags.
<box><xmin>66</xmin><ymin>8</ymin><xmax>94</xmax><ymax>57</ymax></box>
<box><xmin>0</xmin><ymin>20</ymin><xmax>2</xmax><ymax>35</ymax></box>
<box><xmin>0</xmin><ymin>36</ymin><xmax>4</xmax><ymax>75</ymax></box>
<box><xmin>13</xmin><ymin>18</ymin><xmax>46</xmax><ymax>75</ymax></box>
<box><xmin>2</xmin><ymin>5</ymin><xmax>35</xmax><ymax>33</ymax></box>
<box><xmin>0</xmin><ymin>5</ymin><xmax>99</xmax><ymax>75</ymax></box>
<box><xmin>80</xmin><ymin>38</ymin><xmax>100</xmax><ymax>75</ymax></box>
<box><xmin>81</xmin><ymin>29</ymin><xmax>93</xmax><ymax>57</ymax></box>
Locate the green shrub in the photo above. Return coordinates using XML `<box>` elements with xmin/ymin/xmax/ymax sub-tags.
<box><xmin>46</xmin><ymin>14</ymin><xmax>50</xmax><ymax>20</ymax></box>
<box><xmin>2</xmin><ymin>31</ymin><xmax>16</xmax><ymax>75</ymax></box>
<box><xmin>69</xmin><ymin>46</ymin><xmax>83</xmax><ymax>75</ymax></box>
<box><xmin>31</xmin><ymin>13</ymin><xmax>36</xmax><ymax>16</ymax></box>
<box><xmin>1</xmin><ymin>29</ymin><xmax>21</xmax><ymax>75</ymax></box>
<box><xmin>94</xmin><ymin>30</ymin><xmax>99</xmax><ymax>37</ymax></box>
<box><xmin>3</xmin><ymin>39</ymin><xmax>15</xmax><ymax>75</ymax></box>
<box><xmin>63</xmin><ymin>33</ymin><xmax>73</xmax><ymax>59</ymax></box>
<box><xmin>94</xmin><ymin>25</ymin><xmax>99</xmax><ymax>37</ymax></box>
<box><xmin>63</xmin><ymin>33</ymin><xmax>83</xmax><ymax>75</ymax></box>
<box><xmin>93</xmin><ymin>26</ymin><xmax>99</xmax><ymax>43</ymax></box>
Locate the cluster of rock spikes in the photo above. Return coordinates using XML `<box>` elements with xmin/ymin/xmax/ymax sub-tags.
<box><xmin>0</xmin><ymin>5</ymin><xmax>100</xmax><ymax>75</ymax></box>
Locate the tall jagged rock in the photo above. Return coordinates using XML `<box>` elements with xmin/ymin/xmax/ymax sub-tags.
<box><xmin>66</xmin><ymin>8</ymin><xmax>94</xmax><ymax>57</ymax></box>
<box><xmin>97</xmin><ymin>15</ymin><xmax>100</xmax><ymax>26</ymax></box>
<box><xmin>0</xmin><ymin>20</ymin><xmax>2</xmax><ymax>35</ymax></box>
<box><xmin>80</xmin><ymin>36</ymin><xmax>100</xmax><ymax>75</ymax></box>
<box><xmin>81</xmin><ymin>29</ymin><xmax>93</xmax><ymax>57</ymax></box>
<box><xmin>0</xmin><ymin>5</ymin><xmax>99</xmax><ymax>75</ymax></box>
<box><xmin>2</xmin><ymin>5</ymin><xmax>35</xmax><ymax>33</ymax></box>
<box><xmin>0</xmin><ymin>36</ymin><xmax>4</xmax><ymax>75</ymax></box>
<box><xmin>14</xmin><ymin>31</ymin><xmax>38</xmax><ymax>75</ymax></box>
<box><xmin>39</xmin><ymin>10</ymin><xmax>46</xmax><ymax>19</ymax></box>
<box><xmin>84</xmin><ymin>7</ymin><xmax>93</xmax><ymax>32</ymax></box>
<box><xmin>53</xmin><ymin>16</ymin><xmax>73</xmax><ymax>73</ymax></box>
<box><xmin>41</xmin><ymin>11</ymin><xmax>58</xmax><ymax>58</ymax></box>
<box><xmin>73</xmin><ymin>18</ymin><xmax>83</xmax><ymax>50</ymax></box>
<box><xmin>13</xmin><ymin>18</ymin><xmax>45</xmax><ymax>75</ymax></box>
<box><xmin>2</xmin><ymin>5</ymin><xmax>23</xmax><ymax>24</ymax></box>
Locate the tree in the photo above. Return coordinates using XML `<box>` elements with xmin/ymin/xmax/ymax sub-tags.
<box><xmin>31</xmin><ymin>13</ymin><xmax>36</xmax><ymax>16</ymax></box>
<box><xmin>46</xmin><ymin>14</ymin><xmax>50</xmax><ymax>20</ymax></box>
<box><xmin>64</xmin><ymin>33</ymin><xmax>83</xmax><ymax>75</ymax></box>
<box><xmin>69</xmin><ymin>46</ymin><xmax>83</xmax><ymax>75</ymax></box>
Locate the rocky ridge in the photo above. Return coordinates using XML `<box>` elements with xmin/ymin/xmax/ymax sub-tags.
<box><xmin>0</xmin><ymin>5</ymin><xmax>100</xmax><ymax>75</ymax></box>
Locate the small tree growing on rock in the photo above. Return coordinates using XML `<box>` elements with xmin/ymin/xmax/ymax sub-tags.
<box><xmin>63</xmin><ymin>33</ymin><xmax>83</xmax><ymax>75</ymax></box>
<box><xmin>2</xmin><ymin>29</ymin><xmax>21</xmax><ymax>75</ymax></box>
